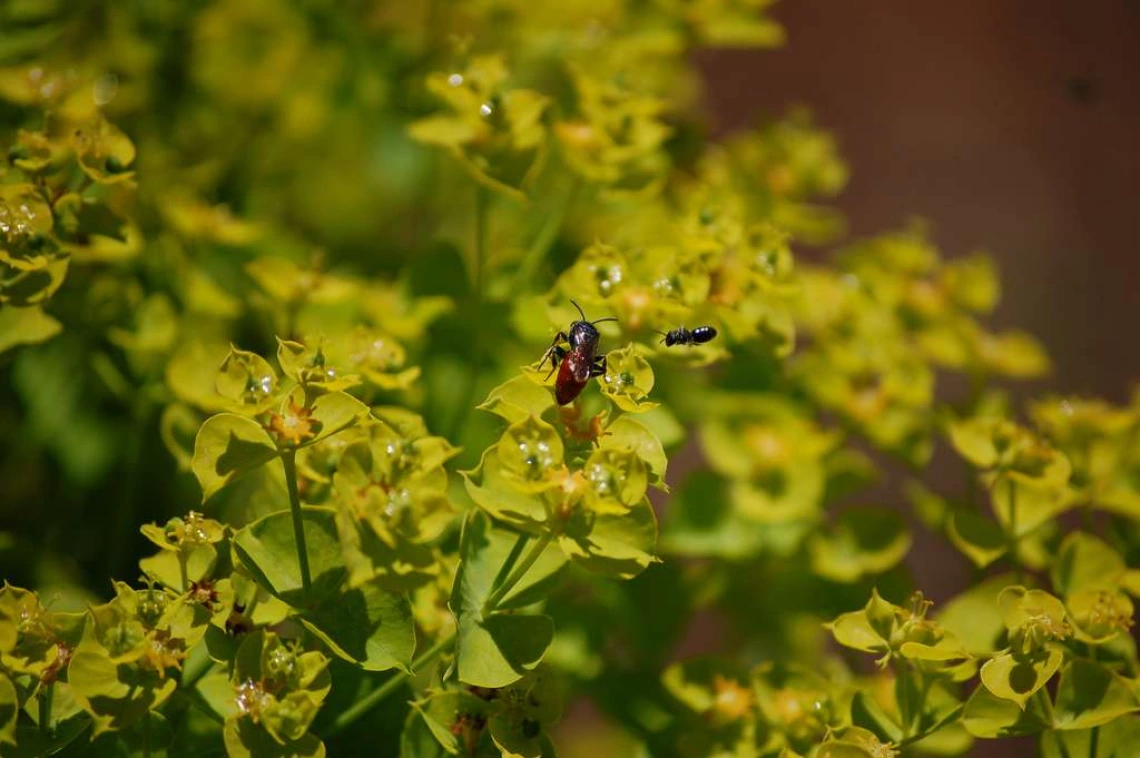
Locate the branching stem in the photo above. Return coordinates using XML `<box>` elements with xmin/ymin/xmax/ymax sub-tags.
<box><xmin>282</xmin><ymin>451</ymin><xmax>313</xmax><ymax>601</ymax></box>
<box><xmin>325</xmin><ymin>632</ymin><xmax>456</xmax><ymax>737</ymax></box>
<box><xmin>483</xmin><ymin>531</ymin><xmax>553</xmax><ymax>614</ymax></box>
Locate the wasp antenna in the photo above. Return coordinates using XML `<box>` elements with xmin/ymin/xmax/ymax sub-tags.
<box><xmin>591</xmin><ymin>316</ymin><xmax>618</xmax><ymax>325</ymax></box>
<box><xmin>570</xmin><ymin>300</ymin><xmax>587</xmax><ymax>321</ymax></box>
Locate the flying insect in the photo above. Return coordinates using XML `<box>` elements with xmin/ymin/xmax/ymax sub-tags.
<box><xmin>657</xmin><ymin>325</ymin><xmax>718</xmax><ymax>347</ymax></box>
<box><xmin>539</xmin><ymin>301</ymin><xmax>616</xmax><ymax>405</ymax></box>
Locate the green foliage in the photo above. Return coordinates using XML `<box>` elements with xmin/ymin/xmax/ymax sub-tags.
<box><xmin>1</xmin><ymin>1</ymin><xmax>1138</xmax><ymax>756</ymax></box>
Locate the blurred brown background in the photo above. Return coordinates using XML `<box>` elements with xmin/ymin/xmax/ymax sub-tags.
<box><xmin>700</xmin><ymin>0</ymin><xmax>1140</xmax><ymax>403</ymax></box>
<box><xmin>692</xmin><ymin>4</ymin><xmax>1140</xmax><ymax>755</ymax></box>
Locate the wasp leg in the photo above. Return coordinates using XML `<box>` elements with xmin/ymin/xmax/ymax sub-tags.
<box><xmin>589</xmin><ymin>354</ymin><xmax>607</xmax><ymax>378</ymax></box>
<box><xmin>543</xmin><ymin>346</ymin><xmax>568</xmax><ymax>379</ymax></box>
<box><xmin>538</xmin><ymin>332</ymin><xmax>568</xmax><ymax>371</ymax></box>
<box><xmin>540</xmin><ymin>333</ymin><xmax>569</xmax><ymax>379</ymax></box>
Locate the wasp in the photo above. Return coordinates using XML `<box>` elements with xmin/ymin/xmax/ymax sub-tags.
<box><xmin>540</xmin><ymin>301</ymin><xmax>616</xmax><ymax>405</ymax></box>
<box><xmin>657</xmin><ymin>325</ymin><xmax>718</xmax><ymax>347</ymax></box>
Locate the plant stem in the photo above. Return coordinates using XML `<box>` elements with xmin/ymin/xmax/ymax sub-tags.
<box><xmin>108</xmin><ymin>400</ymin><xmax>150</xmax><ymax>581</ymax></box>
<box><xmin>894</xmin><ymin>702</ymin><xmax>964</xmax><ymax>750</ymax></box>
<box><xmin>181</xmin><ymin>648</ymin><xmax>215</xmax><ymax>690</ymax></box>
<box><xmin>472</xmin><ymin>185</ymin><xmax>487</xmax><ymax>300</ymax></box>
<box><xmin>325</xmin><ymin>632</ymin><xmax>456</xmax><ymax>737</ymax></box>
<box><xmin>492</xmin><ymin>533</ymin><xmax>530</xmax><ymax>595</ymax></box>
<box><xmin>324</xmin><ymin>529</ymin><xmax>553</xmax><ymax>738</ymax></box>
<box><xmin>1089</xmin><ymin>725</ymin><xmax>1099</xmax><ymax>758</ymax></box>
<box><xmin>143</xmin><ymin>711</ymin><xmax>151</xmax><ymax>758</ymax></box>
<box><xmin>281</xmin><ymin>451</ymin><xmax>313</xmax><ymax>601</ymax></box>
<box><xmin>445</xmin><ymin>185</ymin><xmax>490</xmax><ymax>442</ymax></box>
<box><xmin>323</xmin><ymin>528</ymin><xmax>554</xmax><ymax>734</ymax></box>
<box><xmin>1053</xmin><ymin>730</ymin><xmax>1074</xmax><ymax>758</ymax></box>
<box><xmin>512</xmin><ymin>178</ymin><xmax>579</xmax><ymax>289</ymax></box>
<box><xmin>178</xmin><ymin>551</ymin><xmax>189</xmax><ymax>593</ymax></box>
<box><xmin>483</xmin><ymin>531</ymin><xmax>553</xmax><ymax>614</ymax></box>
<box><xmin>1006</xmin><ymin>477</ymin><xmax>1022</xmax><ymax>584</ymax></box>
<box><xmin>38</xmin><ymin>683</ymin><xmax>52</xmax><ymax>735</ymax></box>
<box><xmin>892</xmin><ymin>660</ymin><xmax>913</xmax><ymax>738</ymax></box>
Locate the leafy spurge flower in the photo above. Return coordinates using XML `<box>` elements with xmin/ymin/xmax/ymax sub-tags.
<box><xmin>497</xmin><ymin>415</ymin><xmax>566</xmax><ymax>492</ymax></box>
<box><xmin>817</xmin><ymin>727</ymin><xmax>898</xmax><ymax>758</ymax></box>
<box><xmin>277</xmin><ymin>336</ymin><xmax>360</xmax><ymax>392</ymax></box>
<box><xmin>267</xmin><ymin>397</ymin><xmax>318</xmax><ymax>447</ymax></box>
<box><xmin>600</xmin><ymin>346</ymin><xmax>657</xmax><ymax>412</ymax></box>
<box><xmin>699</xmin><ymin>395</ymin><xmax>838</xmax><ymax>525</ymax></box>
<box><xmin>215</xmin><ymin>345</ymin><xmax>279</xmax><ymax>414</ymax></box>
<box><xmin>226</xmin><ymin>630</ymin><xmax>331</xmax><ymax>747</ymax></box>
<box><xmin>556</xmin><ymin>68</ymin><xmax>671</xmax><ymax>197</ymax></box>
<box><xmin>828</xmin><ymin>590</ymin><xmax>968</xmax><ymax>670</ymax></box>
<box><xmin>338</xmin><ymin>326</ymin><xmax>420</xmax><ymax>390</ymax></box>
<box><xmin>752</xmin><ymin>664</ymin><xmax>836</xmax><ymax>751</ymax></box>
<box><xmin>245</xmin><ymin>255</ymin><xmax>358</xmax><ymax>311</ymax></box>
<box><xmin>332</xmin><ymin>417</ymin><xmax>458</xmax><ymax>589</ymax></box>
<box><xmin>71</xmin><ymin>116</ymin><xmax>136</xmax><ymax>184</ymax></box>
<box><xmin>1067</xmin><ymin>588</ymin><xmax>1134</xmax><ymax>643</ymax></box>
<box><xmin>711</xmin><ymin>673</ymin><xmax>754</xmax><ymax>723</ymax></box>
<box><xmin>409</xmin><ymin>55</ymin><xmax>550</xmax><ymax>200</ymax></box>
<box><xmin>999</xmin><ymin>587</ymin><xmax>1072</xmax><ymax>655</ymax></box>
<box><xmin>0</xmin><ymin>584</ymin><xmax>83</xmax><ymax>684</ymax></box>
<box><xmin>1030</xmin><ymin>395</ymin><xmax>1140</xmax><ymax>516</ymax></box>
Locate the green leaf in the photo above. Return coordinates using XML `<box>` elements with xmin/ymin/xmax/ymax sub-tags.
<box><xmin>192</xmin><ymin>413</ymin><xmax>279</xmax><ymax>501</ymax></box>
<box><xmin>816</xmin><ymin>727</ymin><xmax>895</xmax><ymax>758</ymax></box>
<box><xmin>0</xmin><ymin>672</ymin><xmax>15</xmax><ymax>746</ymax></box>
<box><xmin>558</xmin><ymin>497</ymin><xmax>659</xmax><ymax>579</ymax></box>
<box><xmin>463</xmin><ymin>449</ymin><xmax>550</xmax><ymax>531</ymax></box>
<box><xmin>0</xmin><ymin>305</ymin><xmax>61</xmax><ymax>353</ymax></box>
<box><xmin>948</xmin><ymin>419</ymin><xmax>1000</xmax><ymax>469</ymax></box>
<box><xmin>223</xmin><ymin>718</ymin><xmax>326</xmax><ymax>758</ymax></box>
<box><xmin>67</xmin><ymin>649</ymin><xmax>178</xmax><ymax>737</ymax></box>
<box><xmin>1053</xmin><ymin>659</ymin><xmax>1140</xmax><ymax>730</ymax></box>
<box><xmin>215</xmin><ymin>346</ymin><xmax>279</xmax><ymax>412</ymax></box>
<box><xmin>979</xmin><ymin>649</ymin><xmax>1062</xmax><ymax>708</ymax></box>
<box><xmin>479</xmin><ymin>375</ymin><xmax>556</xmax><ymax>423</ymax></box>
<box><xmin>300</xmin><ymin>582</ymin><xmax>415</xmax><ymax>672</ymax></box>
<box><xmin>660</xmin><ymin>657</ymin><xmax>750</xmax><ymax>717</ymax></box>
<box><xmin>54</xmin><ymin>193</ymin><xmax>129</xmax><ymax>242</ymax></box>
<box><xmin>600</xmin><ymin>347</ymin><xmax>658</xmax><ymax>412</ymax></box>
<box><xmin>946</xmin><ymin>511</ymin><xmax>1007</xmax><ymax>568</ymax></box>
<box><xmin>399</xmin><ymin>705</ymin><xmax>450</xmax><ymax>758</ymax></box>
<box><xmin>602</xmin><ymin>416</ymin><xmax>669</xmax><ymax>490</ymax></box>
<box><xmin>961</xmin><ymin>684</ymin><xmax>1051</xmax><ymax>738</ymax></box>
<box><xmin>660</xmin><ymin>472</ymin><xmax>768</xmax><ymax>559</ymax></box>
<box><xmin>809</xmin><ymin>506</ymin><xmax>911</xmax><ymax>582</ymax></box>
<box><xmin>827</xmin><ymin>610</ymin><xmax>887</xmax><ymax>655</ymax></box>
<box><xmin>1041</xmin><ymin>717</ymin><xmax>1140</xmax><ymax>758</ymax></box>
<box><xmin>850</xmin><ymin>690</ymin><xmax>903</xmax><ymax>745</ymax></box>
<box><xmin>495</xmin><ymin>415</ymin><xmax>565</xmax><ymax>491</ymax></box>
<box><xmin>84</xmin><ymin>711</ymin><xmax>172</xmax><ymax>757</ymax></box>
<box><xmin>231</xmin><ymin>507</ymin><xmax>346</xmax><ymax>608</ymax></box>
<box><xmin>139</xmin><ymin>543</ymin><xmax>217</xmax><ymax>592</ymax></box>
<box><xmin>451</xmin><ymin>512</ymin><xmax>555</xmax><ymax>688</ymax></box>
<box><xmin>196</xmin><ymin>672</ymin><xmax>241</xmax><ymax>722</ymax></box>
<box><xmin>165</xmin><ymin>341</ymin><xmax>231</xmax><ymax>413</ymax></box>
<box><xmin>303</xmin><ymin>390</ymin><xmax>371</xmax><ymax>446</ymax></box>
<box><xmin>1052</xmin><ymin>532</ymin><xmax>1125</xmax><ymax>596</ymax></box>
<box><xmin>1067</xmin><ymin>587</ymin><xmax>1134</xmax><ymax>644</ymax></box>
<box><xmin>13</xmin><ymin>687</ymin><xmax>90</xmax><ymax>757</ymax></box>
<box><xmin>938</xmin><ymin>575</ymin><xmax>1012</xmax><ymax>655</ymax></box>
<box><xmin>410</xmin><ymin>690</ymin><xmax>494</xmax><ymax>755</ymax></box>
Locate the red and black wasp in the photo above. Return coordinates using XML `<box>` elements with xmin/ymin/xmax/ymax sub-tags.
<box><xmin>539</xmin><ymin>301</ymin><xmax>617</xmax><ymax>405</ymax></box>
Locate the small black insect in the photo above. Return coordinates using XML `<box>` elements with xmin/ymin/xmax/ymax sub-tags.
<box><xmin>657</xmin><ymin>325</ymin><xmax>718</xmax><ymax>347</ymax></box>
<box><xmin>539</xmin><ymin>301</ymin><xmax>617</xmax><ymax>405</ymax></box>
